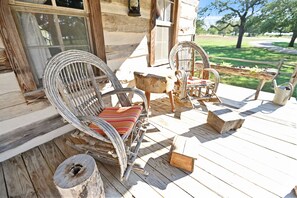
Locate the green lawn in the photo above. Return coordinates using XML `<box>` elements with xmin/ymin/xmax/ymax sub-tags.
<box><xmin>272</xmin><ymin>42</ymin><xmax>297</xmax><ymax>50</ymax></box>
<box><xmin>195</xmin><ymin>35</ymin><xmax>297</xmax><ymax>97</ymax></box>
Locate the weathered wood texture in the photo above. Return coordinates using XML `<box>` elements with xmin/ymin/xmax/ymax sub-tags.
<box><xmin>22</xmin><ymin>148</ymin><xmax>60</xmax><ymax>197</ymax></box>
<box><xmin>206</xmin><ymin>64</ymin><xmax>276</xmax><ymax>81</ymax></box>
<box><xmin>2</xmin><ymin>155</ymin><xmax>37</xmax><ymax>197</ymax></box>
<box><xmin>101</xmin><ymin>0</ymin><xmax>151</xmax><ymax>72</ymax></box>
<box><xmin>54</xmin><ymin>154</ymin><xmax>105</xmax><ymax>198</ymax></box>
<box><xmin>178</xmin><ymin>0</ymin><xmax>199</xmax><ymax>38</ymax></box>
<box><xmin>0</xmin><ymin>115</ymin><xmax>65</xmax><ymax>153</ymax></box>
<box><xmin>207</xmin><ymin>108</ymin><xmax>245</xmax><ymax>134</ymax></box>
<box><xmin>1</xmin><ymin>83</ymin><xmax>297</xmax><ymax>197</ymax></box>
<box><xmin>0</xmin><ymin>0</ymin><xmax>36</xmax><ymax>92</ymax></box>
<box><xmin>88</xmin><ymin>0</ymin><xmax>106</xmax><ymax>63</ymax></box>
<box><xmin>0</xmin><ymin>164</ymin><xmax>8</xmax><ymax>198</ymax></box>
<box><xmin>169</xmin><ymin>135</ymin><xmax>200</xmax><ymax>172</ymax></box>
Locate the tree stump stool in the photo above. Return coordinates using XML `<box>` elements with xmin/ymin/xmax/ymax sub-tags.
<box><xmin>134</xmin><ymin>71</ymin><xmax>176</xmax><ymax>112</ymax></box>
<box><xmin>207</xmin><ymin>108</ymin><xmax>245</xmax><ymax>134</ymax></box>
<box><xmin>53</xmin><ymin>154</ymin><xmax>105</xmax><ymax>198</ymax></box>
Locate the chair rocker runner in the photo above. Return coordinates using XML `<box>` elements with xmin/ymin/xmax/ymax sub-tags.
<box><xmin>169</xmin><ymin>41</ymin><xmax>221</xmax><ymax>107</ymax></box>
<box><xmin>43</xmin><ymin>50</ymin><xmax>149</xmax><ymax>181</ymax></box>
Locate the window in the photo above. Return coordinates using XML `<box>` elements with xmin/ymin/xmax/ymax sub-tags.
<box><xmin>11</xmin><ymin>0</ymin><xmax>92</xmax><ymax>87</ymax></box>
<box><xmin>153</xmin><ymin>0</ymin><xmax>175</xmax><ymax>66</ymax></box>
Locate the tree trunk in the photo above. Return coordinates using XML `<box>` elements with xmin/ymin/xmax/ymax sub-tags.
<box><xmin>288</xmin><ymin>31</ymin><xmax>297</xmax><ymax>47</ymax></box>
<box><xmin>236</xmin><ymin>24</ymin><xmax>245</xmax><ymax>48</ymax></box>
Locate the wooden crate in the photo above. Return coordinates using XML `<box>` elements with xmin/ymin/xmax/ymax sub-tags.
<box><xmin>207</xmin><ymin>108</ymin><xmax>245</xmax><ymax>134</ymax></box>
<box><xmin>169</xmin><ymin>135</ymin><xmax>200</xmax><ymax>172</ymax></box>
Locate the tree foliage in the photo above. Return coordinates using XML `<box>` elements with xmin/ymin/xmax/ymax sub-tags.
<box><xmin>200</xmin><ymin>0</ymin><xmax>267</xmax><ymax>48</ymax></box>
<box><xmin>260</xmin><ymin>0</ymin><xmax>297</xmax><ymax>47</ymax></box>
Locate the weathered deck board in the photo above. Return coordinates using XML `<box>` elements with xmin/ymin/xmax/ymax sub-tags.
<box><xmin>0</xmin><ymin>164</ymin><xmax>8</xmax><ymax>198</ymax></box>
<box><xmin>0</xmin><ymin>84</ymin><xmax>296</xmax><ymax>198</ymax></box>
<box><xmin>22</xmin><ymin>148</ymin><xmax>60</xmax><ymax>197</ymax></box>
<box><xmin>136</xmin><ymin>140</ymin><xmax>217</xmax><ymax>197</ymax></box>
<box><xmin>160</xmin><ymin>108</ymin><xmax>297</xmax><ymax>179</ymax></box>
<box><xmin>144</xmin><ymin>127</ymin><xmax>276</xmax><ymax>197</ymax></box>
<box><xmin>2</xmin><ymin>155</ymin><xmax>37</xmax><ymax>197</ymax></box>
<box><xmin>140</xmin><ymin>135</ymin><xmax>247</xmax><ymax>197</ymax></box>
<box><xmin>149</xmin><ymin>106</ymin><xmax>294</xmax><ymax>196</ymax></box>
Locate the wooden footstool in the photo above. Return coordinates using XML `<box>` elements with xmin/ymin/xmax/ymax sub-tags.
<box><xmin>169</xmin><ymin>135</ymin><xmax>200</xmax><ymax>172</ymax></box>
<box><xmin>207</xmin><ymin>108</ymin><xmax>245</xmax><ymax>133</ymax></box>
<box><xmin>134</xmin><ymin>71</ymin><xmax>176</xmax><ymax>112</ymax></box>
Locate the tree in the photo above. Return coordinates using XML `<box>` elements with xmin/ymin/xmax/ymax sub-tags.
<box><xmin>201</xmin><ymin>0</ymin><xmax>267</xmax><ymax>48</ymax></box>
<box><xmin>195</xmin><ymin>19</ymin><xmax>207</xmax><ymax>34</ymax></box>
<box><xmin>260</xmin><ymin>0</ymin><xmax>297</xmax><ymax>47</ymax></box>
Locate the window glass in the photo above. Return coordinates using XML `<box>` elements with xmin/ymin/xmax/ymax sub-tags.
<box><xmin>56</xmin><ymin>0</ymin><xmax>84</xmax><ymax>9</ymax></box>
<box><xmin>16</xmin><ymin>0</ymin><xmax>83</xmax><ymax>9</ymax></box>
<box><xmin>15</xmin><ymin>11</ymin><xmax>90</xmax><ymax>86</ymax></box>
<box><xmin>155</xmin><ymin>26</ymin><xmax>171</xmax><ymax>63</ymax></box>
<box><xmin>157</xmin><ymin>0</ymin><xmax>173</xmax><ymax>22</ymax></box>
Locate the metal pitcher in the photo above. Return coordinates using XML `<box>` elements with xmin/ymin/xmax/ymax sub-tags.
<box><xmin>272</xmin><ymin>80</ymin><xmax>293</xmax><ymax>106</ymax></box>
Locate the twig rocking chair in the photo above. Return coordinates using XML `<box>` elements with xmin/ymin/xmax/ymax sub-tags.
<box><xmin>43</xmin><ymin>50</ymin><xmax>149</xmax><ymax>181</ymax></box>
<box><xmin>169</xmin><ymin>41</ymin><xmax>221</xmax><ymax>107</ymax></box>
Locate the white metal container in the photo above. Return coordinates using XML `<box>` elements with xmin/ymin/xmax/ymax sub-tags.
<box><xmin>272</xmin><ymin>80</ymin><xmax>293</xmax><ymax>106</ymax></box>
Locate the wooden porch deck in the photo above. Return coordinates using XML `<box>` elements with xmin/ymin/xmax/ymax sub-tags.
<box><xmin>0</xmin><ymin>84</ymin><xmax>296</xmax><ymax>197</ymax></box>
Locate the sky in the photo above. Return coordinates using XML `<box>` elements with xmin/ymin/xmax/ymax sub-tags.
<box><xmin>198</xmin><ymin>0</ymin><xmax>221</xmax><ymax>28</ymax></box>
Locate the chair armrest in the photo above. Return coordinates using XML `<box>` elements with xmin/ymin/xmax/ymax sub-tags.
<box><xmin>78</xmin><ymin>115</ymin><xmax>127</xmax><ymax>178</ymax></box>
<box><xmin>203</xmin><ymin>68</ymin><xmax>220</xmax><ymax>92</ymax></box>
<box><xmin>102</xmin><ymin>88</ymin><xmax>148</xmax><ymax>114</ymax></box>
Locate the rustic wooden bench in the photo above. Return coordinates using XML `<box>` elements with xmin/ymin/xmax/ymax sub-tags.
<box><xmin>196</xmin><ymin>59</ymin><xmax>283</xmax><ymax>100</ymax></box>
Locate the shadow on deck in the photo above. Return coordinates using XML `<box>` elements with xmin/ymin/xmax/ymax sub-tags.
<box><xmin>0</xmin><ymin>84</ymin><xmax>296</xmax><ymax>197</ymax></box>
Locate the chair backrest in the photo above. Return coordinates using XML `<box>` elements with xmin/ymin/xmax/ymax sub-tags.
<box><xmin>43</xmin><ymin>50</ymin><xmax>131</xmax><ymax>132</ymax></box>
<box><xmin>169</xmin><ymin>41</ymin><xmax>210</xmax><ymax>79</ymax></box>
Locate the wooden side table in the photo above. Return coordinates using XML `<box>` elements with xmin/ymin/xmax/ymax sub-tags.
<box><xmin>134</xmin><ymin>71</ymin><xmax>176</xmax><ymax>112</ymax></box>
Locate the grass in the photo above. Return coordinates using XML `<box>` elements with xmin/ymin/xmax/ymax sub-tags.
<box><xmin>195</xmin><ymin>35</ymin><xmax>297</xmax><ymax>97</ymax></box>
<box><xmin>272</xmin><ymin>42</ymin><xmax>297</xmax><ymax>50</ymax></box>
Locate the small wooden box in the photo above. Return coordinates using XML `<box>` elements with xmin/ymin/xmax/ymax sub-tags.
<box><xmin>207</xmin><ymin>108</ymin><xmax>245</xmax><ymax>134</ymax></box>
<box><xmin>169</xmin><ymin>135</ymin><xmax>200</xmax><ymax>172</ymax></box>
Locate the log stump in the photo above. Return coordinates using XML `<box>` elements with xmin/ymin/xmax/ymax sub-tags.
<box><xmin>53</xmin><ymin>154</ymin><xmax>105</xmax><ymax>198</ymax></box>
<box><xmin>207</xmin><ymin>108</ymin><xmax>245</xmax><ymax>134</ymax></box>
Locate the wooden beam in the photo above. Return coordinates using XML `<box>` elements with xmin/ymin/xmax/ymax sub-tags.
<box><xmin>149</xmin><ymin>0</ymin><xmax>156</xmax><ymax>66</ymax></box>
<box><xmin>88</xmin><ymin>0</ymin><xmax>106</xmax><ymax>62</ymax></box>
<box><xmin>0</xmin><ymin>0</ymin><xmax>37</xmax><ymax>92</ymax></box>
<box><xmin>171</xmin><ymin>0</ymin><xmax>181</xmax><ymax>48</ymax></box>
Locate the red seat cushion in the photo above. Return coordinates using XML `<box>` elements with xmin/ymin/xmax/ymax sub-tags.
<box><xmin>89</xmin><ymin>106</ymin><xmax>143</xmax><ymax>135</ymax></box>
<box><xmin>187</xmin><ymin>77</ymin><xmax>212</xmax><ymax>85</ymax></box>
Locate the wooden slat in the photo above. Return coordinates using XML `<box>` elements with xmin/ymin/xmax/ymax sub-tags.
<box><xmin>0</xmin><ymin>115</ymin><xmax>65</xmax><ymax>153</ymax></box>
<box><xmin>101</xmin><ymin>1</ymin><xmax>151</xmax><ymax>19</ymax></box>
<box><xmin>102</xmin><ymin>13</ymin><xmax>150</xmax><ymax>33</ymax></box>
<box><xmin>22</xmin><ymin>147</ymin><xmax>60</xmax><ymax>197</ymax></box>
<box><xmin>2</xmin><ymin>155</ymin><xmax>37</xmax><ymax>197</ymax></box>
<box><xmin>0</xmin><ymin>163</ymin><xmax>8</xmax><ymax>198</ymax></box>
<box><xmin>142</xmin><ymin>133</ymin><xmax>250</xmax><ymax>197</ymax></box>
<box><xmin>38</xmin><ymin>141</ymin><xmax>67</xmax><ymax>173</ymax></box>
<box><xmin>0</xmin><ymin>100</ymin><xmax>50</xmax><ymax>122</ymax></box>
<box><xmin>147</xmin><ymin>102</ymin><xmax>294</xmax><ymax>197</ymax></box>
<box><xmin>138</xmin><ymin>138</ymin><xmax>221</xmax><ymax>197</ymax></box>
<box><xmin>146</xmin><ymin>119</ymin><xmax>278</xmax><ymax>197</ymax></box>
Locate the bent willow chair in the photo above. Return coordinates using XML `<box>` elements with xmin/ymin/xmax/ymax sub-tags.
<box><xmin>169</xmin><ymin>41</ymin><xmax>221</xmax><ymax>106</ymax></box>
<box><xmin>43</xmin><ymin>50</ymin><xmax>148</xmax><ymax>181</ymax></box>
